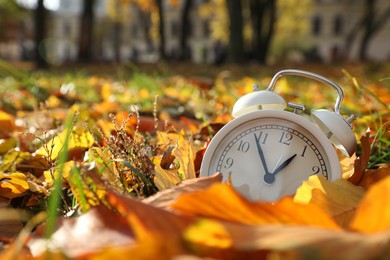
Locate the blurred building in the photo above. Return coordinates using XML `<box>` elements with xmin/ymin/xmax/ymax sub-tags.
<box><xmin>1</xmin><ymin>0</ymin><xmax>390</xmax><ymax>64</ymax></box>
<box><xmin>310</xmin><ymin>0</ymin><xmax>390</xmax><ymax>62</ymax></box>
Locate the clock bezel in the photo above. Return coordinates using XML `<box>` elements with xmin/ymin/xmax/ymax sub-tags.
<box><xmin>200</xmin><ymin>109</ymin><xmax>341</xmax><ymax>181</ymax></box>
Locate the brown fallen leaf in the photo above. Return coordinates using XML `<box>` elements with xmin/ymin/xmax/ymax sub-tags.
<box><xmin>294</xmin><ymin>175</ymin><xmax>365</xmax><ymax>227</ymax></box>
<box><xmin>356</xmin><ymin>164</ymin><xmax>390</xmax><ymax>190</ymax></box>
<box><xmin>143</xmin><ymin>173</ymin><xmax>222</xmax><ymax>209</ymax></box>
<box><xmin>349</xmin><ymin>175</ymin><xmax>390</xmax><ymax>234</ymax></box>
<box><xmin>171</xmin><ymin>183</ymin><xmax>340</xmax><ymax>230</ymax></box>
<box><xmin>348</xmin><ymin>130</ymin><xmax>371</xmax><ymax>184</ymax></box>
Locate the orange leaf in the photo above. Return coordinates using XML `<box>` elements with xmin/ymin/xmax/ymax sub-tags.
<box><xmin>349</xmin><ymin>174</ymin><xmax>390</xmax><ymax>233</ymax></box>
<box><xmin>107</xmin><ymin>190</ymin><xmax>194</xmax><ymax>239</ymax></box>
<box><xmin>0</xmin><ymin>110</ymin><xmax>16</xmax><ymax>138</ymax></box>
<box><xmin>171</xmin><ymin>183</ymin><xmax>340</xmax><ymax>230</ymax></box>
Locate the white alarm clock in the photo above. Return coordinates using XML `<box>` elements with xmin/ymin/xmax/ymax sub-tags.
<box><xmin>200</xmin><ymin>69</ymin><xmax>356</xmax><ymax>201</ymax></box>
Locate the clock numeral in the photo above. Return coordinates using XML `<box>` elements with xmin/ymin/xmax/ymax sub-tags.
<box><xmin>254</xmin><ymin>131</ymin><xmax>268</xmax><ymax>145</ymax></box>
<box><xmin>279</xmin><ymin>132</ymin><xmax>293</xmax><ymax>145</ymax></box>
<box><xmin>237</xmin><ymin>140</ymin><xmax>250</xmax><ymax>153</ymax></box>
<box><xmin>224</xmin><ymin>158</ymin><xmax>234</xmax><ymax>169</ymax></box>
<box><xmin>301</xmin><ymin>145</ymin><xmax>307</xmax><ymax>157</ymax></box>
<box><xmin>312</xmin><ymin>166</ymin><xmax>320</xmax><ymax>174</ymax></box>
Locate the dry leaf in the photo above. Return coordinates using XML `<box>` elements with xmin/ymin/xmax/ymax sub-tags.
<box><xmin>0</xmin><ymin>172</ymin><xmax>30</xmax><ymax>199</ymax></box>
<box><xmin>105</xmin><ymin>190</ymin><xmax>194</xmax><ymax>258</ymax></box>
<box><xmin>36</xmin><ymin>126</ymin><xmax>94</xmax><ymax>160</ymax></box>
<box><xmin>356</xmin><ymin>165</ymin><xmax>390</xmax><ymax>190</ymax></box>
<box><xmin>349</xmin><ymin>175</ymin><xmax>390</xmax><ymax>233</ymax></box>
<box><xmin>0</xmin><ymin>138</ymin><xmax>17</xmax><ymax>155</ymax></box>
<box><xmin>157</xmin><ymin>131</ymin><xmax>198</xmax><ymax>180</ymax></box>
<box><xmin>28</xmin><ymin>205</ymin><xmax>135</xmax><ymax>258</ymax></box>
<box><xmin>213</xmin><ymin>221</ymin><xmax>390</xmax><ymax>260</ymax></box>
<box><xmin>153</xmin><ymin>162</ymin><xmax>181</xmax><ymax>191</ymax></box>
<box><xmin>107</xmin><ymin>190</ymin><xmax>194</xmax><ymax>237</ymax></box>
<box><xmin>0</xmin><ymin>110</ymin><xmax>16</xmax><ymax>138</ymax></box>
<box><xmin>348</xmin><ymin>130</ymin><xmax>371</xmax><ymax>184</ymax></box>
<box><xmin>294</xmin><ymin>175</ymin><xmax>365</xmax><ymax>227</ymax></box>
<box><xmin>143</xmin><ymin>173</ymin><xmax>222</xmax><ymax>209</ymax></box>
<box><xmin>171</xmin><ymin>183</ymin><xmax>340</xmax><ymax>230</ymax></box>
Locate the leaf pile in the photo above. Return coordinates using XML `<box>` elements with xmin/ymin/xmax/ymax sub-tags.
<box><xmin>0</xmin><ymin>64</ymin><xmax>389</xmax><ymax>259</ymax></box>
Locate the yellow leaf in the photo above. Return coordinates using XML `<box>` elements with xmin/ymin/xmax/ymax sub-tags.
<box><xmin>36</xmin><ymin>126</ymin><xmax>94</xmax><ymax>160</ymax></box>
<box><xmin>88</xmin><ymin>147</ymin><xmax>123</xmax><ymax>190</ymax></box>
<box><xmin>0</xmin><ymin>172</ymin><xmax>29</xmax><ymax>199</ymax></box>
<box><xmin>101</xmin><ymin>83</ymin><xmax>113</xmax><ymax>101</ymax></box>
<box><xmin>171</xmin><ymin>183</ymin><xmax>340</xmax><ymax>230</ymax></box>
<box><xmin>157</xmin><ymin>131</ymin><xmax>197</xmax><ymax>180</ymax></box>
<box><xmin>349</xmin><ymin>175</ymin><xmax>390</xmax><ymax>233</ymax></box>
<box><xmin>0</xmin><ymin>138</ymin><xmax>17</xmax><ymax>155</ymax></box>
<box><xmin>45</xmin><ymin>95</ymin><xmax>62</xmax><ymax>108</ymax></box>
<box><xmin>184</xmin><ymin>219</ymin><xmax>233</xmax><ymax>249</ymax></box>
<box><xmin>153</xmin><ymin>158</ymin><xmax>181</xmax><ymax>191</ymax></box>
<box><xmin>0</xmin><ymin>110</ymin><xmax>16</xmax><ymax>138</ymax></box>
<box><xmin>68</xmin><ymin>164</ymin><xmax>107</xmax><ymax>210</ymax></box>
<box><xmin>294</xmin><ymin>175</ymin><xmax>365</xmax><ymax>227</ymax></box>
<box><xmin>0</xmin><ymin>150</ymin><xmax>31</xmax><ymax>173</ymax></box>
<box><xmin>43</xmin><ymin>161</ymin><xmax>74</xmax><ymax>186</ymax></box>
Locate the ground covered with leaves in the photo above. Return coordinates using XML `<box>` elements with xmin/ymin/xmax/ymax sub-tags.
<box><xmin>0</xmin><ymin>62</ymin><xmax>389</xmax><ymax>259</ymax></box>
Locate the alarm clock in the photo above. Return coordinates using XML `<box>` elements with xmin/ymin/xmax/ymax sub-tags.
<box><xmin>200</xmin><ymin>69</ymin><xmax>356</xmax><ymax>201</ymax></box>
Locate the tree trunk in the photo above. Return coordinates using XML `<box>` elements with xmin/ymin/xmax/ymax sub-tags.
<box><xmin>227</xmin><ymin>0</ymin><xmax>244</xmax><ymax>63</ymax></box>
<box><xmin>78</xmin><ymin>0</ymin><xmax>95</xmax><ymax>62</ymax></box>
<box><xmin>155</xmin><ymin>0</ymin><xmax>166</xmax><ymax>59</ymax></box>
<box><xmin>34</xmin><ymin>0</ymin><xmax>48</xmax><ymax>69</ymax></box>
<box><xmin>180</xmin><ymin>0</ymin><xmax>193</xmax><ymax>60</ymax></box>
<box><xmin>359</xmin><ymin>0</ymin><xmax>375</xmax><ymax>61</ymax></box>
<box><xmin>113</xmin><ymin>21</ymin><xmax>122</xmax><ymax>62</ymax></box>
<box><xmin>250</xmin><ymin>0</ymin><xmax>276</xmax><ymax>64</ymax></box>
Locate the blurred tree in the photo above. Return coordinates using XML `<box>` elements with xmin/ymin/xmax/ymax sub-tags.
<box><xmin>155</xmin><ymin>0</ymin><xmax>166</xmax><ymax>59</ymax></box>
<box><xmin>249</xmin><ymin>0</ymin><xmax>276</xmax><ymax>63</ymax></box>
<box><xmin>78</xmin><ymin>0</ymin><xmax>96</xmax><ymax>62</ymax></box>
<box><xmin>180</xmin><ymin>0</ymin><xmax>193</xmax><ymax>60</ymax></box>
<box><xmin>346</xmin><ymin>0</ymin><xmax>390</xmax><ymax>61</ymax></box>
<box><xmin>34</xmin><ymin>0</ymin><xmax>48</xmax><ymax>68</ymax></box>
<box><xmin>270</xmin><ymin>0</ymin><xmax>311</xmax><ymax>62</ymax></box>
<box><xmin>0</xmin><ymin>1</ymin><xmax>26</xmax><ymax>41</ymax></box>
<box><xmin>227</xmin><ymin>0</ymin><xmax>244</xmax><ymax>63</ymax></box>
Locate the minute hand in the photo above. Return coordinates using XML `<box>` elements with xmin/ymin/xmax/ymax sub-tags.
<box><xmin>254</xmin><ymin>133</ymin><xmax>271</xmax><ymax>175</ymax></box>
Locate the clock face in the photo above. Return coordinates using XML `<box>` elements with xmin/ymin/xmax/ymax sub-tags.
<box><xmin>200</xmin><ymin>111</ymin><xmax>341</xmax><ymax>202</ymax></box>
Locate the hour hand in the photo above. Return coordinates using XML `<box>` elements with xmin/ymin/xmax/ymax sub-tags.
<box><xmin>264</xmin><ymin>154</ymin><xmax>297</xmax><ymax>184</ymax></box>
<box><xmin>272</xmin><ymin>154</ymin><xmax>297</xmax><ymax>176</ymax></box>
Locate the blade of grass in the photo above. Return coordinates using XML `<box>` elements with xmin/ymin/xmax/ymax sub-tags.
<box><xmin>342</xmin><ymin>69</ymin><xmax>390</xmax><ymax>112</ymax></box>
<box><xmin>70</xmin><ymin>165</ymin><xmax>88</xmax><ymax>214</ymax></box>
<box><xmin>44</xmin><ymin>112</ymin><xmax>76</xmax><ymax>238</ymax></box>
